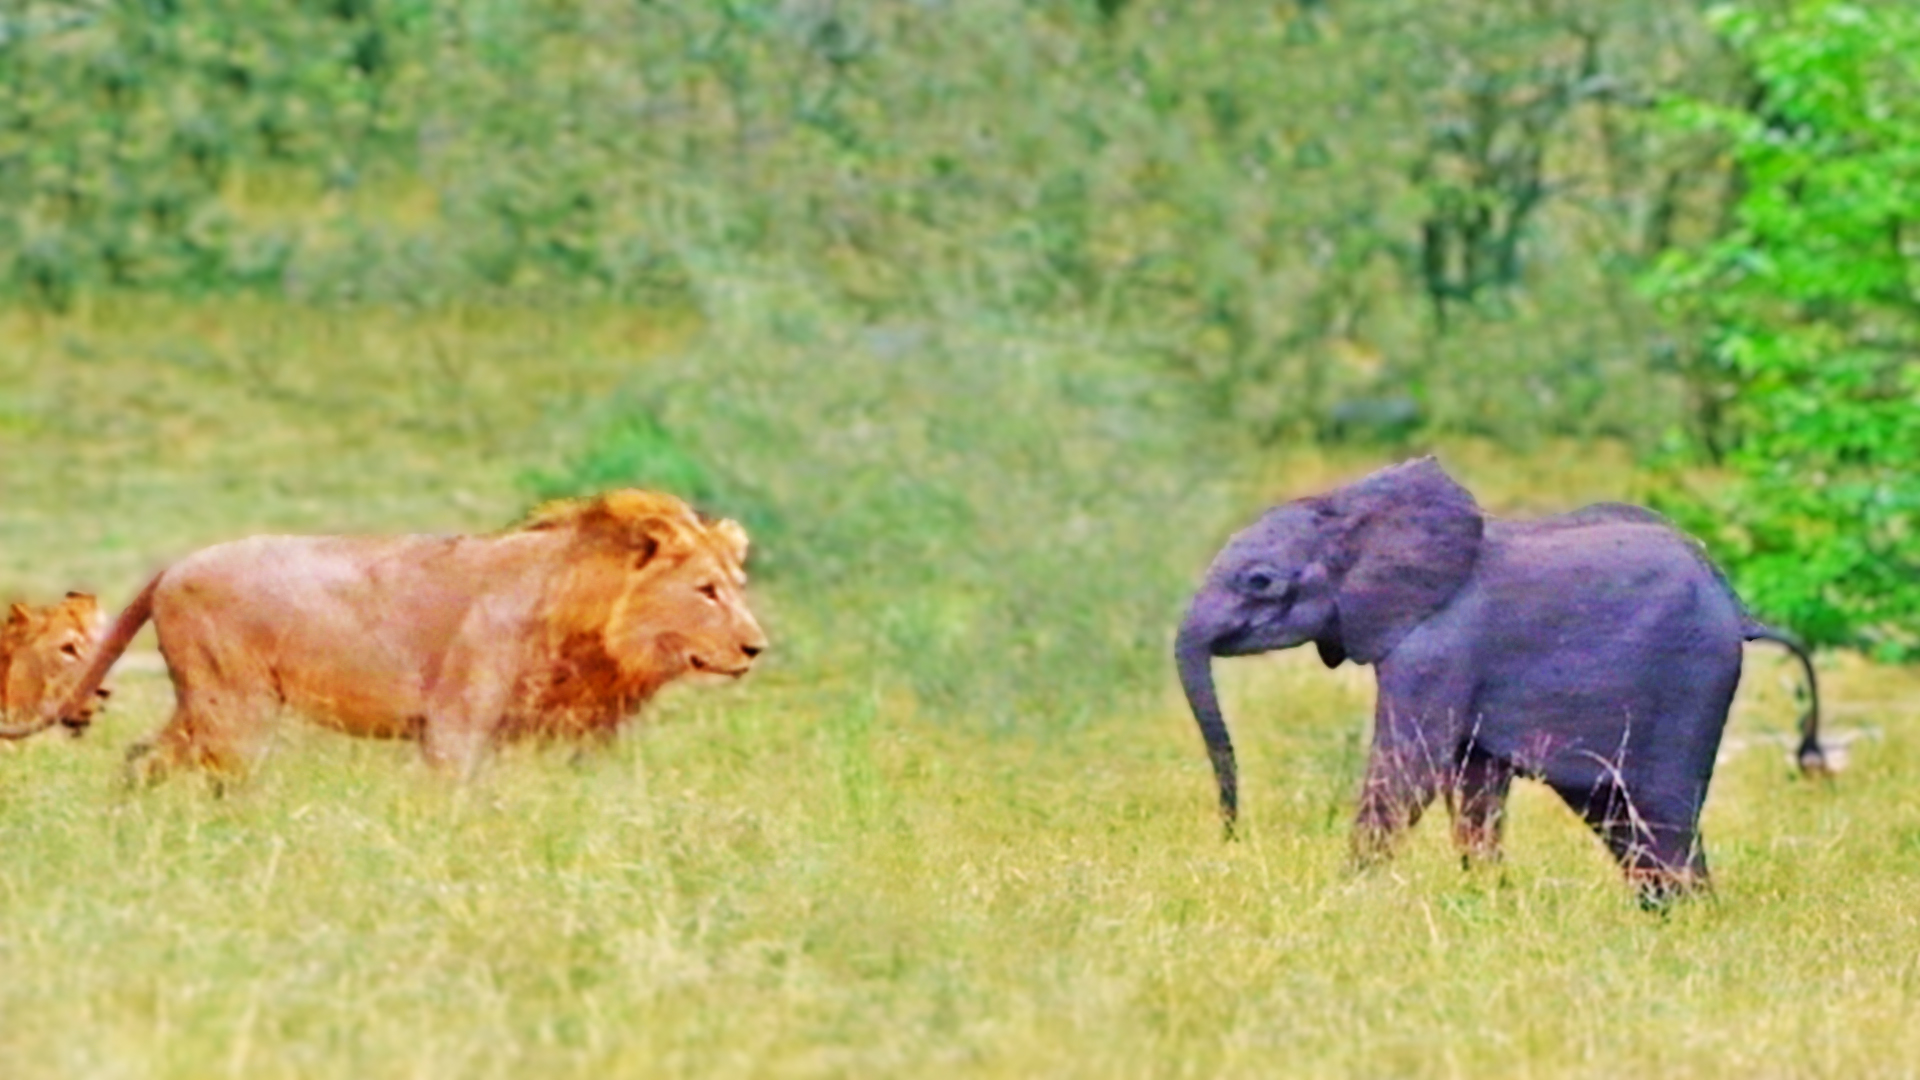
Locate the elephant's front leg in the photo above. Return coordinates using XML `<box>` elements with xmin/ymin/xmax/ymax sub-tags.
<box><xmin>1352</xmin><ymin>758</ymin><xmax>1442</xmax><ymax>867</ymax></box>
<box><xmin>1351</xmin><ymin>709</ymin><xmax>1461</xmax><ymax>868</ymax></box>
<box><xmin>1449</xmin><ymin>744</ymin><xmax>1513</xmax><ymax>868</ymax></box>
<box><xmin>1352</xmin><ymin>660</ymin><xmax>1474</xmax><ymax>868</ymax></box>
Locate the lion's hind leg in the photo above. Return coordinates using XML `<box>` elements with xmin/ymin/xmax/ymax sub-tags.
<box><xmin>122</xmin><ymin>726</ymin><xmax>191</xmax><ymax>789</ymax></box>
<box><xmin>124</xmin><ymin>697</ymin><xmax>273</xmax><ymax>790</ymax></box>
<box><xmin>130</xmin><ymin>646</ymin><xmax>279</xmax><ymax>789</ymax></box>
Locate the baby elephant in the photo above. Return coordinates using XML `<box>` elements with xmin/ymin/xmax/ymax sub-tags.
<box><xmin>1176</xmin><ymin>457</ymin><xmax>1823</xmax><ymax>902</ymax></box>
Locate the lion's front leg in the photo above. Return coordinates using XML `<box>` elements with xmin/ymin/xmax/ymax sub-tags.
<box><xmin>419</xmin><ymin>645</ymin><xmax>514</xmax><ymax>781</ymax></box>
<box><xmin>421</xmin><ymin>722</ymin><xmax>491</xmax><ymax>780</ymax></box>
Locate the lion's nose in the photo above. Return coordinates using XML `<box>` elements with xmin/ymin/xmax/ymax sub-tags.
<box><xmin>741</xmin><ymin>643</ymin><xmax>763</xmax><ymax>659</ymax></box>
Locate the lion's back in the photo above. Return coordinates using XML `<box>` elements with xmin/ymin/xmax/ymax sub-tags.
<box><xmin>161</xmin><ymin>533</ymin><xmax>515</xmax><ymax>610</ymax></box>
<box><xmin>153</xmin><ymin>533</ymin><xmax>555</xmax><ymax>732</ymax></box>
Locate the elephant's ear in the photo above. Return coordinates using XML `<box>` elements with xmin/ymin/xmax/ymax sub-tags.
<box><xmin>1326</xmin><ymin>457</ymin><xmax>1482</xmax><ymax>664</ymax></box>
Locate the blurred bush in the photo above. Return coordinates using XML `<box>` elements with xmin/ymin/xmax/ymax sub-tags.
<box><xmin>530</xmin><ymin>265</ymin><xmax>1232</xmax><ymax>729</ymax></box>
<box><xmin>10</xmin><ymin>0</ymin><xmax>1910</xmax><ymax>659</ymax></box>
<box><xmin>2</xmin><ymin>0</ymin><xmax>1752</xmax><ymax>446</ymax></box>
<box><xmin>1646</xmin><ymin>0</ymin><xmax>1920</xmax><ymax>660</ymax></box>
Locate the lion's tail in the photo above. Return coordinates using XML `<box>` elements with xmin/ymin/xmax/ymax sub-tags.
<box><xmin>0</xmin><ymin>574</ymin><xmax>162</xmax><ymax>741</ymax></box>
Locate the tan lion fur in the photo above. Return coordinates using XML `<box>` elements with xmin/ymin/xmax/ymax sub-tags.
<box><xmin>0</xmin><ymin>593</ymin><xmax>110</xmax><ymax>734</ymax></box>
<box><xmin>48</xmin><ymin>490</ymin><xmax>766</xmax><ymax>781</ymax></box>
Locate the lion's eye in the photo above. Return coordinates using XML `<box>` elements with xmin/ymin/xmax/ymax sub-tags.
<box><xmin>697</xmin><ymin>583</ymin><xmax>721</xmax><ymax>602</ymax></box>
<box><xmin>59</xmin><ymin>642</ymin><xmax>82</xmax><ymax>659</ymax></box>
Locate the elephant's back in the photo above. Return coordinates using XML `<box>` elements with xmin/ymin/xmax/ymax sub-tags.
<box><xmin>1442</xmin><ymin>526</ymin><xmax>1744</xmax><ymax>774</ymax></box>
<box><xmin>1462</xmin><ymin>524</ymin><xmax>1745</xmax><ymax>671</ymax></box>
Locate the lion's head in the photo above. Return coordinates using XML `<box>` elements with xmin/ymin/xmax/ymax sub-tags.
<box><xmin>2</xmin><ymin>592</ymin><xmax>110</xmax><ymax>730</ymax></box>
<box><xmin>527</xmin><ymin>490</ymin><xmax>767</xmax><ymax>707</ymax></box>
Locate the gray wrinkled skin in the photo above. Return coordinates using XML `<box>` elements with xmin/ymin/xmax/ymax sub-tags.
<box><xmin>1176</xmin><ymin>458</ymin><xmax>1823</xmax><ymax>904</ymax></box>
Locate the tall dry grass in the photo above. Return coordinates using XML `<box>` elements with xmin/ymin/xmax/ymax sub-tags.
<box><xmin>3</xmin><ymin>299</ymin><xmax>1917</xmax><ymax>1077</ymax></box>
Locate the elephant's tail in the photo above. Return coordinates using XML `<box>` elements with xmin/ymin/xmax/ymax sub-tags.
<box><xmin>1742</xmin><ymin>620</ymin><xmax>1827</xmax><ymax>777</ymax></box>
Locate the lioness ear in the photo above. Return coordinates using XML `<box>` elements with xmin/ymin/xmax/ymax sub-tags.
<box><xmin>708</xmin><ymin>518</ymin><xmax>749</xmax><ymax>565</ymax></box>
<box><xmin>7</xmin><ymin>603</ymin><xmax>28</xmax><ymax>629</ymax></box>
<box><xmin>64</xmin><ymin>592</ymin><xmax>98</xmax><ymax>615</ymax></box>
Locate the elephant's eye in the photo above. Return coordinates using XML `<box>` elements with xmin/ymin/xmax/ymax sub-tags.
<box><xmin>1240</xmin><ymin>569</ymin><xmax>1290</xmax><ymax>598</ymax></box>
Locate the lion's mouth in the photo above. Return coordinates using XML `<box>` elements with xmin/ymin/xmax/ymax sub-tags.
<box><xmin>688</xmin><ymin>655</ymin><xmax>752</xmax><ymax>678</ymax></box>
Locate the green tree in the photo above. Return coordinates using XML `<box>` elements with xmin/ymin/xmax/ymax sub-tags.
<box><xmin>1647</xmin><ymin>0</ymin><xmax>1920</xmax><ymax>659</ymax></box>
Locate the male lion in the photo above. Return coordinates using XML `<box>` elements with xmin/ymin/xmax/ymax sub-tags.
<box><xmin>0</xmin><ymin>592</ymin><xmax>111</xmax><ymax>736</ymax></box>
<box><xmin>28</xmin><ymin>490</ymin><xmax>767</xmax><ymax>781</ymax></box>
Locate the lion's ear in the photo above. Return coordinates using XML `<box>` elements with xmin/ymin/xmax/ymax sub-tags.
<box><xmin>626</xmin><ymin>514</ymin><xmax>703</xmax><ymax>567</ymax></box>
<box><xmin>708</xmin><ymin>518</ymin><xmax>750</xmax><ymax>565</ymax></box>
<box><xmin>527</xmin><ymin>490</ymin><xmax>707</xmax><ymax>566</ymax></box>
<box><xmin>627</xmin><ymin>520</ymin><xmax>667</xmax><ymax>565</ymax></box>
<box><xmin>7</xmin><ymin>603</ymin><xmax>29</xmax><ymax>629</ymax></box>
<box><xmin>63</xmin><ymin>592</ymin><xmax>98</xmax><ymax>616</ymax></box>
<box><xmin>577</xmin><ymin>490</ymin><xmax>701</xmax><ymax>563</ymax></box>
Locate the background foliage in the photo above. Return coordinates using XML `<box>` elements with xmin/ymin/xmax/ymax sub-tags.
<box><xmin>5</xmin><ymin>4</ymin><xmax>1920</xmax><ymax>1074</ymax></box>
<box><xmin>9</xmin><ymin>299</ymin><xmax>1912</xmax><ymax>1079</ymax></box>
<box><xmin>527</xmin><ymin>276</ymin><xmax>1231</xmax><ymax>728</ymax></box>
<box><xmin>7</xmin><ymin>0</ymin><xmax>1756</xmax><ymax>440</ymax></box>
<box><xmin>1649</xmin><ymin>0</ymin><xmax>1920</xmax><ymax>659</ymax></box>
<box><xmin>4</xmin><ymin>0</ymin><xmax>1913</xmax><ymax>648</ymax></box>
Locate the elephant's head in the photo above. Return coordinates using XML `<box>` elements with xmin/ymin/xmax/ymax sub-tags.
<box><xmin>1175</xmin><ymin>457</ymin><xmax>1483</xmax><ymax>833</ymax></box>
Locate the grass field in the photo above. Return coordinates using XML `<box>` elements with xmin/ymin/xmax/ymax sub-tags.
<box><xmin>5</xmin><ymin>302</ymin><xmax>1920</xmax><ymax>1078</ymax></box>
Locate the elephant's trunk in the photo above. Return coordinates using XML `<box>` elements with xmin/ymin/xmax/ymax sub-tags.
<box><xmin>1176</xmin><ymin>628</ymin><xmax>1238</xmax><ymax>837</ymax></box>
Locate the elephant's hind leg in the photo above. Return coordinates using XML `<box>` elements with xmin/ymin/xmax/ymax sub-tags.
<box><xmin>1450</xmin><ymin>745</ymin><xmax>1514</xmax><ymax>868</ymax></box>
<box><xmin>1550</xmin><ymin>775</ymin><xmax>1708</xmax><ymax>907</ymax></box>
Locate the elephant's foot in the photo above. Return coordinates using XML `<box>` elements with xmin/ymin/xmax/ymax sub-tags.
<box><xmin>1625</xmin><ymin>866</ymin><xmax>1710</xmax><ymax>911</ymax></box>
<box><xmin>1451</xmin><ymin>813</ymin><xmax>1506</xmax><ymax>869</ymax></box>
<box><xmin>1347</xmin><ymin>816</ymin><xmax>1413</xmax><ymax>872</ymax></box>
